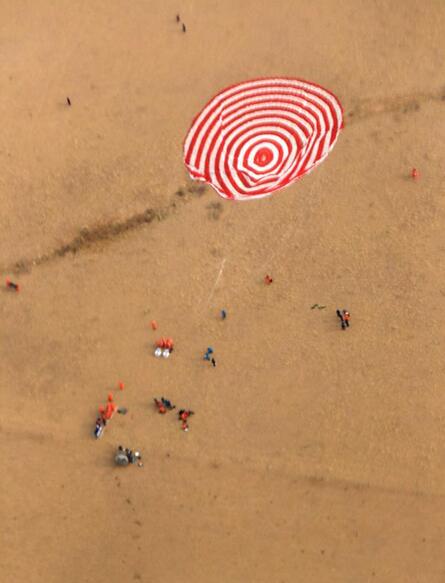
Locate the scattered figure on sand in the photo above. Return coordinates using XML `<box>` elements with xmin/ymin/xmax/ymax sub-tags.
<box><xmin>221</xmin><ymin>309</ymin><xmax>227</xmax><ymax>320</ymax></box>
<box><xmin>211</xmin><ymin>357</ymin><xmax>216</xmax><ymax>367</ymax></box>
<box><xmin>182</xmin><ymin>23</ymin><xmax>186</xmax><ymax>33</ymax></box>
<box><xmin>336</xmin><ymin>309</ymin><xmax>351</xmax><ymax>330</ymax></box>
<box><xmin>178</xmin><ymin>409</ymin><xmax>194</xmax><ymax>421</ymax></box>
<box><xmin>154</xmin><ymin>398</ymin><xmax>167</xmax><ymax>414</ymax></box>
<box><xmin>6</xmin><ymin>277</ymin><xmax>20</xmax><ymax>292</ymax></box>
<box><xmin>178</xmin><ymin>410</ymin><xmax>194</xmax><ymax>432</ymax></box>
<box><xmin>203</xmin><ymin>346</ymin><xmax>214</xmax><ymax>360</ymax></box>
<box><xmin>411</xmin><ymin>168</ymin><xmax>419</xmax><ymax>179</ymax></box>
<box><xmin>264</xmin><ymin>275</ymin><xmax>273</xmax><ymax>285</ymax></box>
<box><xmin>176</xmin><ymin>14</ymin><xmax>180</xmax><ymax>22</ymax></box>
<box><xmin>66</xmin><ymin>97</ymin><xmax>71</xmax><ymax>106</ymax></box>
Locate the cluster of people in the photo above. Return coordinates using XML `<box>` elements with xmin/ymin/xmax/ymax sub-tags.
<box><xmin>154</xmin><ymin>337</ymin><xmax>174</xmax><ymax>358</ymax></box>
<box><xmin>93</xmin><ymin>304</ymin><xmax>351</xmax><ymax>466</ymax></box>
<box><xmin>154</xmin><ymin>397</ymin><xmax>176</xmax><ymax>414</ymax></box>
<box><xmin>153</xmin><ymin>397</ymin><xmax>194</xmax><ymax>432</ymax></box>
<box><xmin>94</xmin><ymin>393</ymin><xmax>118</xmax><ymax>438</ymax></box>
<box><xmin>115</xmin><ymin>446</ymin><xmax>142</xmax><ymax>467</ymax></box>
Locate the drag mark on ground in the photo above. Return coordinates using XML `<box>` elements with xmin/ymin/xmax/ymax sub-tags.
<box><xmin>345</xmin><ymin>87</ymin><xmax>445</xmax><ymax>124</ymax></box>
<box><xmin>0</xmin><ymin>183</ymin><xmax>207</xmax><ymax>276</ymax></box>
<box><xmin>205</xmin><ymin>257</ymin><xmax>226</xmax><ymax>307</ymax></box>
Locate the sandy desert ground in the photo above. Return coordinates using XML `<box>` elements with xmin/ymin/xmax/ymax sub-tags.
<box><xmin>1</xmin><ymin>1</ymin><xmax>445</xmax><ymax>582</ymax></box>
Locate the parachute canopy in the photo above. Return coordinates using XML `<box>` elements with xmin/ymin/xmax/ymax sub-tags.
<box><xmin>184</xmin><ymin>78</ymin><xmax>343</xmax><ymax>201</ymax></box>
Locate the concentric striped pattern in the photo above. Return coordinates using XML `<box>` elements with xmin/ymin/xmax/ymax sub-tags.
<box><xmin>184</xmin><ymin>78</ymin><xmax>343</xmax><ymax>201</ymax></box>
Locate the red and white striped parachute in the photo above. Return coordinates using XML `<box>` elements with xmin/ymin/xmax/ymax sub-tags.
<box><xmin>184</xmin><ymin>78</ymin><xmax>343</xmax><ymax>201</ymax></box>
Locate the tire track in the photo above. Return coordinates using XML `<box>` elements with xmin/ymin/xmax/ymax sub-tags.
<box><xmin>1</xmin><ymin>182</ymin><xmax>207</xmax><ymax>276</ymax></box>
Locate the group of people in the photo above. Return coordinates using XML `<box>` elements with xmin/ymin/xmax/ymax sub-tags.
<box><xmin>154</xmin><ymin>397</ymin><xmax>176</xmax><ymax>414</ymax></box>
<box><xmin>115</xmin><ymin>446</ymin><xmax>142</xmax><ymax>466</ymax></box>
<box><xmin>154</xmin><ymin>397</ymin><xmax>194</xmax><ymax>431</ymax></box>
<box><xmin>94</xmin><ymin>393</ymin><xmax>118</xmax><ymax>438</ymax></box>
<box><xmin>154</xmin><ymin>337</ymin><xmax>174</xmax><ymax>359</ymax></box>
<box><xmin>94</xmin><ymin>307</ymin><xmax>350</xmax><ymax>463</ymax></box>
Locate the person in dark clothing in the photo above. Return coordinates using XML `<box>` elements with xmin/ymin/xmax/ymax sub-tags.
<box><xmin>336</xmin><ymin>309</ymin><xmax>350</xmax><ymax>330</ymax></box>
<box><xmin>126</xmin><ymin>449</ymin><xmax>136</xmax><ymax>464</ymax></box>
<box><xmin>161</xmin><ymin>397</ymin><xmax>175</xmax><ymax>410</ymax></box>
<box><xmin>6</xmin><ymin>278</ymin><xmax>20</xmax><ymax>292</ymax></box>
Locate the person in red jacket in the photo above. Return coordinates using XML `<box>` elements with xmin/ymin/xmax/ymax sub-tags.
<box><xmin>154</xmin><ymin>398</ymin><xmax>167</xmax><ymax>414</ymax></box>
<box><xmin>178</xmin><ymin>409</ymin><xmax>194</xmax><ymax>431</ymax></box>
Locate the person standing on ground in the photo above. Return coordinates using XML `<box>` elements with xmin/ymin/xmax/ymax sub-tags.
<box><xmin>336</xmin><ymin>309</ymin><xmax>350</xmax><ymax>330</ymax></box>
